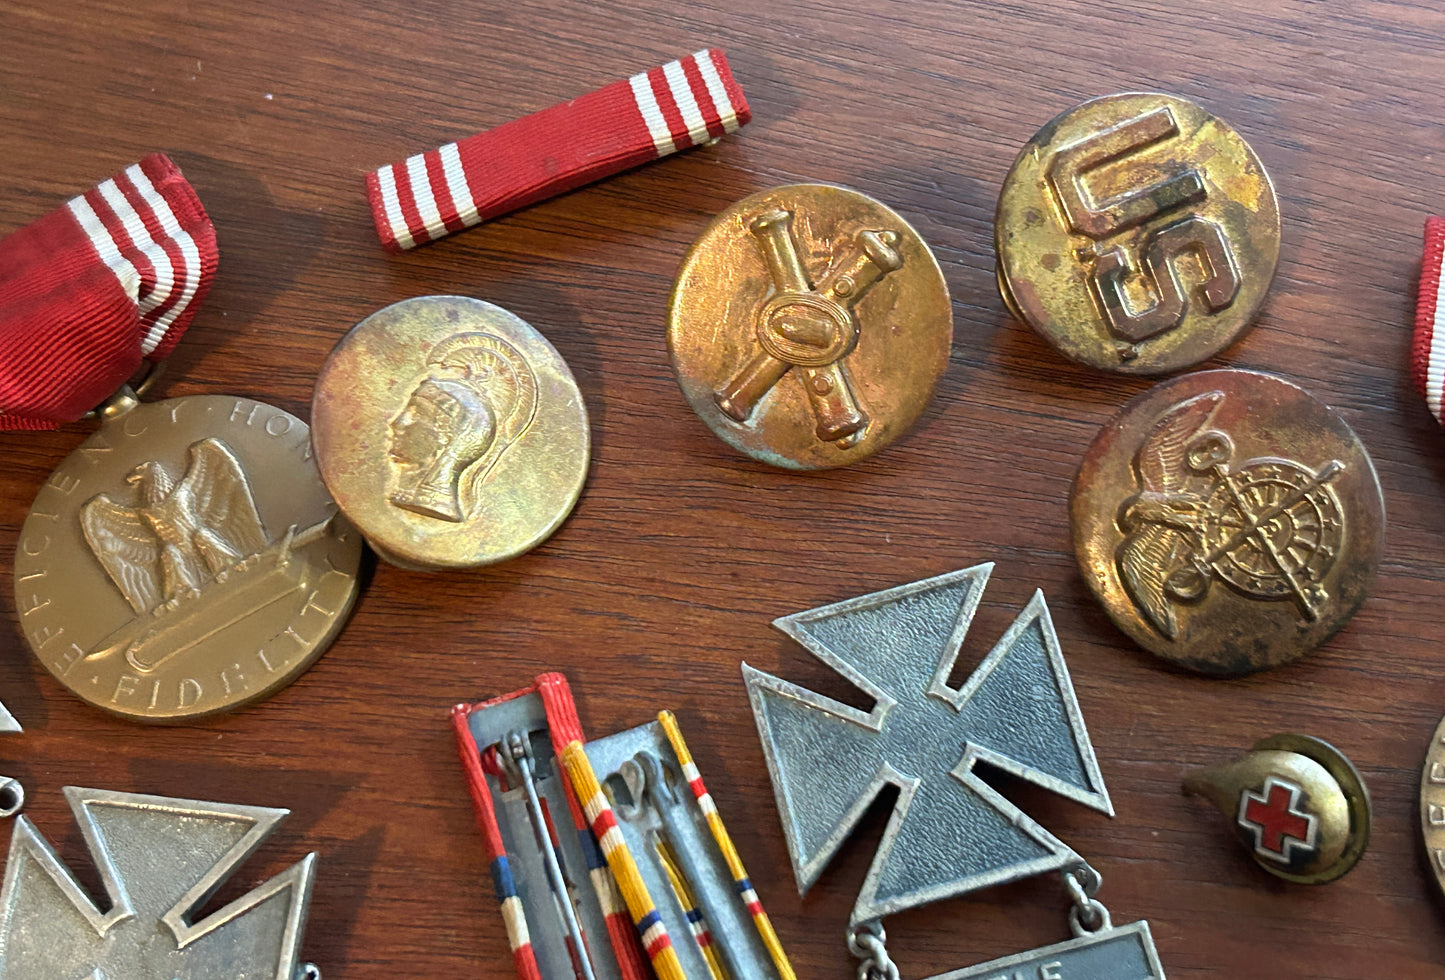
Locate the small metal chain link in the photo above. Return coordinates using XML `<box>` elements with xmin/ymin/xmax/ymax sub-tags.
<box><xmin>846</xmin><ymin>920</ymin><xmax>901</xmax><ymax>980</ymax></box>
<box><xmin>1062</xmin><ymin>862</ymin><xmax>1112</xmax><ymax>937</ymax></box>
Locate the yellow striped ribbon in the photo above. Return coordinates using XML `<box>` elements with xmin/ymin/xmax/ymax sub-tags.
<box><xmin>658</xmin><ymin>711</ymin><xmax>798</xmax><ymax>980</ymax></box>
<box><xmin>562</xmin><ymin>740</ymin><xmax>687</xmax><ymax>980</ymax></box>
<box><xmin>657</xmin><ymin>839</ymin><xmax>728</xmax><ymax>980</ymax></box>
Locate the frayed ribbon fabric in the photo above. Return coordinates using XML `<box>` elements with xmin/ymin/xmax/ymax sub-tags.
<box><xmin>1415</xmin><ymin>216</ymin><xmax>1445</xmax><ymax>427</ymax></box>
<box><xmin>367</xmin><ymin>48</ymin><xmax>750</xmax><ymax>252</ymax></box>
<box><xmin>0</xmin><ymin>153</ymin><xmax>217</xmax><ymax>430</ymax></box>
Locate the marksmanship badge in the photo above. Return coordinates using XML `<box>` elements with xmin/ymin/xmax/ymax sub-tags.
<box><xmin>0</xmin><ymin>786</ymin><xmax>320</xmax><ymax>979</ymax></box>
<box><xmin>743</xmin><ymin>564</ymin><xmax>1165</xmax><ymax>979</ymax></box>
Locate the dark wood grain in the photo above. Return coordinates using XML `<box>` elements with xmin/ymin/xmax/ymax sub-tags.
<box><xmin>3</xmin><ymin>1</ymin><xmax>1445</xmax><ymax>976</ymax></box>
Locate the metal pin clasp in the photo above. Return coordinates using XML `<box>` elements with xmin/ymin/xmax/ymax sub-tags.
<box><xmin>846</xmin><ymin>921</ymin><xmax>900</xmax><ymax>980</ymax></box>
<box><xmin>85</xmin><ymin>361</ymin><xmax>166</xmax><ymax>421</ymax></box>
<box><xmin>502</xmin><ymin>728</ymin><xmax>598</xmax><ymax>980</ymax></box>
<box><xmin>0</xmin><ymin>777</ymin><xmax>22</xmax><ymax>819</ymax></box>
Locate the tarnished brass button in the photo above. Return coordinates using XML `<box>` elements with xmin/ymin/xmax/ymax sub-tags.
<box><xmin>1071</xmin><ymin>369</ymin><xmax>1383</xmax><ymax>675</ymax></box>
<box><xmin>668</xmin><ymin>184</ymin><xmax>952</xmax><ymax>469</ymax></box>
<box><xmin>1184</xmin><ymin>733</ymin><xmax>1370</xmax><ymax>884</ymax></box>
<box><xmin>312</xmin><ymin>296</ymin><xmax>589</xmax><ymax>570</ymax></box>
<box><xmin>997</xmin><ymin>92</ymin><xmax>1279</xmax><ymax>374</ymax></box>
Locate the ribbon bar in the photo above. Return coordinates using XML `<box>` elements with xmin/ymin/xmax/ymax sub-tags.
<box><xmin>366</xmin><ymin>48</ymin><xmax>751</xmax><ymax>252</ymax></box>
<box><xmin>0</xmin><ymin>153</ymin><xmax>217</xmax><ymax>430</ymax></box>
<box><xmin>1414</xmin><ymin>215</ymin><xmax>1445</xmax><ymax>427</ymax></box>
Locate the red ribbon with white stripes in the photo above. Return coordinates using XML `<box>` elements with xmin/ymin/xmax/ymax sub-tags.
<box><xmin>1414</xmin><ymin>216</ymin><xmax>1445</xmax><ymax>427</ymax></box>
<box><xmin>367</xmin><ymin>48</ymin><xmax>751</xmax><ymax>252</ymax></box>
<box><xmin>0</xmin><ymin>153</ymin><xmax>217</xmax><ymax>430</ymax></box>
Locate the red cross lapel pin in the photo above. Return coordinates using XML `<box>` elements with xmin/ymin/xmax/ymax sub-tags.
<box><xmin>1184</xmin><ymin>733</ymin><xmax>1371</xmax><ymax>884</ymax></box>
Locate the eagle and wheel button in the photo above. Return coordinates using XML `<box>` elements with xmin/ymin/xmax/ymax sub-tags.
<box><xmin>668</xmin><ymin>183</ymin><xmax>952</xmax><ymax>470</ymax></box>
<box><xmin>1070</xmin><ymin>369</ymin><xmax>1384</xmax><ymax>676</ymax></box>
<box><xmin>13</xmin><ymin>386</ymin><xmax>362</xmax><ymax>722</ymax></box>
<box><xmin>996</xmin><ymin>91</ymin><xmax>1280</xmax><ymax>375</ymax></box>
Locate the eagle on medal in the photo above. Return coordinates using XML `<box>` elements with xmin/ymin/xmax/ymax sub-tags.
<box><xmin>77</xmin><ymin>437</ymin><xmax>332</xmax><ymax>671</ymax></box>
<box><xmin>81</xmin><ymin>438</ymin><xmax>267</xmax><ymax>613</ymax></box>
<box><xmin>1115</xmin><ymin>390</ymin><xmax>1228</xmax><ymax>639</ymax></box>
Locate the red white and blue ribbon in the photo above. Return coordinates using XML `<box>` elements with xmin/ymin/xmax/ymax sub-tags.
<box><xmin>451</xmin><ymin>675</ymin><xmax>649</xmax><ymax>980</ymax></box>
<box><xmin>0</xmin><ymin>154</ymin><xmax>216</xmax><ymax>429</ymax></box>
<box><xmin>1414</xmin><ymin>216</ymin><xmax>1445</xmax><ymax>426</ymax></box>
<box><xmin>366</xmin><ymin>48</ymin><xmax>751</xmax><ymax>252</ymax></box>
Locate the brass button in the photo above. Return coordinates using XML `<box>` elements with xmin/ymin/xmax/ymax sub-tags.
<box><xmin>997</xmin><ymin>92</ymin><xmax>1279</xmax><ymax>374</ymax></box>
<box><xmin>312</xmin><ymin>296</ymin><xmax>589</xmax><ymax>570</ymax></box>
<box><xmin>668</xmin><ymin>184</ymin><xmax>952</xmax><ymax>469</ymax></box>
<box><xmin>1071</xmin><ymin>369</ymin><xmax>1384</xmax><ymax>675</ymax></box>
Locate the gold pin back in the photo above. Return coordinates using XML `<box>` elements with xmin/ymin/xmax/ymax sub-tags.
<box><xmin>997</xmin><ymin>92</ymin><xmax>1279</xmax><ymax>374</ymax></box>
<box><xmin>668</xmin><ymin>184</ymin><xmax>952</xmax><ymax>469</ymax></box>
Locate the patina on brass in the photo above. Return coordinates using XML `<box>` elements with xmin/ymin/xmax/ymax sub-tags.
<box><xmin>997</xmin><ymin>92</ymin><xmax>1279</xmax><ymax>374</ymax></box>
<box><xmin>668</xmin><ymin>184</ymin><xmax>952</xmax><ymax>469</ymax></box>
<box><xmin>14</xmin><ymin>389</ymin><xmax>361</xmax><ymax>722</ymax></box>
<box><xmin>1071</xmin><ymin>369</ymin><xmax>1384</xmax><ymax>675</ymax></box>
<box><xmin>1419</xmin><ymin>712</ymin><xmax>1445</xmax><ymax>901</ymax></box>
<box><xmin>312</xmin><ymin>296</ymin><xmax>589</xmax><ymax>570</ymax></box>
<box><xmin>1185</xmin><ymin>734</ymin><xmax>1370</xmax><ymax>884</ymax></box>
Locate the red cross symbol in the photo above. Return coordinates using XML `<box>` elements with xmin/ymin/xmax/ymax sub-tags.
<box><xmin>1236</xmin><ymin>776</ymin><xmax>1317</xmax><ymax>863</ymax></box>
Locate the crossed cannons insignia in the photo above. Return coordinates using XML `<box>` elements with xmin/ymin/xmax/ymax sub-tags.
<box><xmin>1116</xmin><ymin>389</ymin><xmax>1346</xmax><ymax>639</ymax></box>
<box><xmin>713</xmin><ymin>208</ymin><xmax>903</xmax><ymax>447</ymax></box>
<box><xmin>742</xmin><ymin>565</ymin><xmax>1113</xmax><ymax>925</ymax></box>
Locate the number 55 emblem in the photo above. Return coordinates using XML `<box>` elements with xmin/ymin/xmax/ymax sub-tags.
<box><xmin>996</xmin><ymin>92</ymin><xmax>1279</xmax><ymax>375</ymax></box>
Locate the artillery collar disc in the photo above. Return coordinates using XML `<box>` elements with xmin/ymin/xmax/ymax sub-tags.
<box><xmin>1070</xmin><ymin>369</ymin><xmax>1383</xmax><ymax>675</ymax></box>
<box><xmin>997</xmin><ymin>92</ymin><xmax>1279</xmax><ymax>375</ymax></box>
<box><xmin>667</xmin><ymin>184</ymin><xmax>952</xmax><ymax>470</ymax></box>
<box><xmin>14</xmin><ymin>395</ymin><xmax>361</xmax><ymax>722</ymax></box>
<box><xmin>312</xmin><ymin>296</ymin><xmax>589</xmax><ymax>570</ymax></box>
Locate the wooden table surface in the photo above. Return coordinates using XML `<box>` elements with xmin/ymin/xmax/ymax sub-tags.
<box><xmin>3</xmin><ymin>1</ymin><xmax>1444</xmax><ymax>977</ymax></box>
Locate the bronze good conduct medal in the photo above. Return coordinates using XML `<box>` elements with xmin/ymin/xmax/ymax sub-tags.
<box><xmin>4</xmin><ymin>155</ymin><xmax>360</xmax><ymax>722</ymax></box>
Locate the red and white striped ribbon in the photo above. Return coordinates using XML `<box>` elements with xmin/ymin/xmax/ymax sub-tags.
<box><xmin>1415</xmin><ymin>216</ymin><xmax>1445</xmax><ymax>427</ymax></box>
<box><xmin>366</xmin><ymin>48</ymin><xmax>751</xmax><ymax>252</ymax></box>
<box><xmin>0</xmin><ymin>153</ymin><xmax>217</xmax><ymax>429</ymax></box>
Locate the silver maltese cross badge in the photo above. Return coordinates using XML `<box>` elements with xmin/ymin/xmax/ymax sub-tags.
<box><xmin>743</xmin><ymin>564</ymin><xmax>1113</xmax><ymax>924</ymax></box>
<box><xmin>0</xmin><ymin>787</ymin><xmax>319</xmax><ymax>979</ymax></box>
